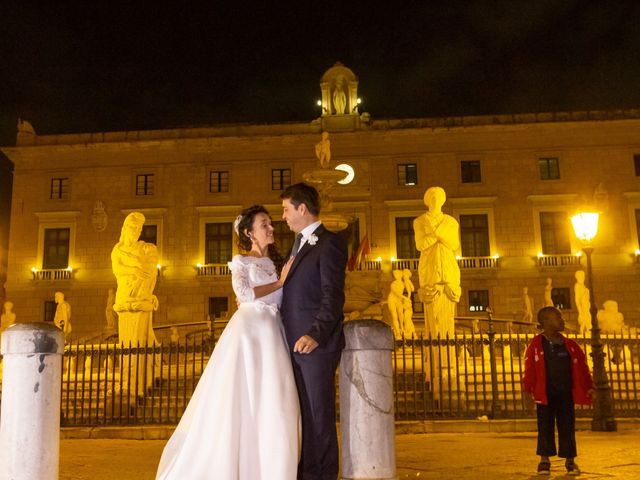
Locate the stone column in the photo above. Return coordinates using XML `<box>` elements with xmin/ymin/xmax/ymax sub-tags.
<box><xmin>340</xmin><ymin>319</ymin><xmax>397</xmax><ymax>480</ymax></box>
<box><xmin>0</xmin><ymin>323</ymin><xmax>64</xmax><ymax>480</ymax></box>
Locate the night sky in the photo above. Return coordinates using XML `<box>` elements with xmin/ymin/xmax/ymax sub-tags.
<box><xmin>1</xmin><ymin>1</ymin><xmax>640</xmax><ymax>146</ymax></box>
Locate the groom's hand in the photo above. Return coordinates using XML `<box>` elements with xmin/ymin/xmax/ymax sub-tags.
<box><xmin>294</xmin><ymin>335</ymin><xmax>319</xmax><ymax>354</ymax></box>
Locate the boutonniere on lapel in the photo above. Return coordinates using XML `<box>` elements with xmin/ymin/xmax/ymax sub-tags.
<box><xmin>306</xmin><ymin>233</ymin><xmax>319</xmax><ymax>246</ymax></box>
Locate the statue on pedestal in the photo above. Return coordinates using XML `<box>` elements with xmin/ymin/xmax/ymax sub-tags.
<box><xmin>111</xmin><ymin>212</ymin><xmax>159</xmax><ymax>347</ymax></box>
<box><xmin>53</xmin><ymin>292</ymin><xmax>72</xmax><ymax>340</ymax></box>
<box><xmin>332</xmin><ymin>77</ymin><xmax>346</xmax><ymax>114</ymax></box>
<box><xmin>414</xmin><ymin>187</ymin><xmax>461</xmax><ymax>338</ymax></box>
<box><xmin>574</xmin><ymin>270</ymin><xmax>591</xmax><ymax>335</ymax></box>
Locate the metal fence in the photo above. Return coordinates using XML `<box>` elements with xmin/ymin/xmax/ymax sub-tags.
<box><xmin>51</xmin><ymin>324</ymin><xmax>640</xmax><ymax>426</ymax></box>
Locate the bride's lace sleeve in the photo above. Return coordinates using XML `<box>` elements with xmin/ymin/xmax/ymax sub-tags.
<box><xmin>228</xmin><ymin>256</ymin><xmax>255</xmax><ymax>303</ymax></box>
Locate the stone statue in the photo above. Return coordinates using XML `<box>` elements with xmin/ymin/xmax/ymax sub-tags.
<box><xmin>597</xmin><ymin>300</ymin><xmax>631</xmax><ymax>365</ymax></box>
<box><xmin>543</xmin><ymin>277</ymin><xmax>554</xmax><ymax>307</ymax></box>
<box><xmin>332</xmin><ymin>77</ymin><xmax>347</xmax><ymax>114</ymax></box>
<box><xmin>314</xmin><ymin>131</ymin><xmax>331</xmax><ymax>168</ymax></box>
<box><xmin>104</xmin><ymin>288</ymin><xmax>118</xmax><ymax>335</ymax></box>
<box><xmin>1</xmin><ymin>301</ymin><xmax>16</xmax><ymax>333</ymax></box>
<box><xmin>53</xmin><ymin>292</ymin><xmax>72</xmax><ymax>340</ymax></box>
<box><xmin>414</xmin><ymin>186</ymin><xmax>461</xmax><ymax>338</ymax></box>
<box><xmin>597</xmin><ymin>300</ymin><xmax>625</xmax><ymax>333</ymax></box>
<box><xmin>387</xmin><ymin>270</ymin><xmax>405</xmax><ymax>338</ymax></box>
<box><xmin>402</xmin><ymin>269</ymin><xmax>416</xmax><ymax>338</ymax></box>
<box><xmin>170</xmin><ymin>326</ymin><xmax>180</xmax><ymax>344</ymax></box>
<box><xmin>522</xmin><ymin>287</ymin><xmax>533</xmax><ymax>323</ymax></box>
<box><xmin>574</xmin><ymin>270</ymin><xmax>591</xmax><ymax>335</ymax></box>
<box><xmin>111</xmin><ymin>212</ymin><xmax>159</xmax><ymax>346</ymax></box>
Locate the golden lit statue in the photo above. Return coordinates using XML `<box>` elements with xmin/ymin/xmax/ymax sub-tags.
<box><xmin>544</xmin><ymin>277</ymin><xmax>554</xmax><ymax>307</ymax></box>
<box><xmin>1</xmin><ymin>301</ymin><xmax>16</xmax><ymax>333</ymax></box>
<box><xmin>574</xmin><ymin>270</ymin><xmax>591</xmax><ymax>335</ymax></box>
<box><xmin>402</xmin><ymin>269</ymin><xmax>416</xmax><ymax>338</ymax></box>
<box><xmin>522</xmin><ymin>287</ymin><xmax>533</xmax><ymax>323</ymax></box>
<box><xmin>314</xmin><ymin>131</ymin><xmax>331</xmax><ymax>168</ymax></box>
<box><xmin>53</xmin><ymin>291</ymin><xmax>72</xmax><ymax>340</ymax></box>
<box><xmin>387</xmin><ymin>270</ymin><xmax>405</xmax><ymax>338</ymax></box>
<box><xmin>414</xmin><ymin>187</ymin><xmax>461</xmax><ymax>338</ymax></box>
<box><xmin>111</xmin><ymin>212</ymin><xmax>159</xmax><ymax>346</ymax></box>
<box><xmin>332</xmin><ymin>78</ymin><xmax>346</xmax><ymax>114</ymax></box>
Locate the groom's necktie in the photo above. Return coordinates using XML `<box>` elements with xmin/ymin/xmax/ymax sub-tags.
<box><xmin>291</xmin><ymin>233</ymin><xmax>303</xmax><ymax>256</ymax></box>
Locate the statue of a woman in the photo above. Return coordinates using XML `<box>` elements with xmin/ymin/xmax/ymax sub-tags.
<box><xmin>414</xmin><ymin>187</ymin><xmax>461</xmax><ymax>338</ymax></box>
<box><xmin>332</xmin><ymin>78</ymin><xmax>346</xmax><ymax>115</ymax></box>
<box><xmin>111</xmin><ymin>212</ymin><xmax>159</xmax><ymax>346</ymax></box>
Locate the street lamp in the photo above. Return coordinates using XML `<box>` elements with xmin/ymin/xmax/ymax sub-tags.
<box><xmin>570</xmin><ymin>211</ymin><xmax>617</xmax><ymax>432</ymax></box>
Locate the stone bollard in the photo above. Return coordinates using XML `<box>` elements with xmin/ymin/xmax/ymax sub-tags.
<box><xmin>0</xmin><ymin>323</ymin><xmax>64</xmax><ymax>480</ymax></box>
<box><xmin>340</xmin><ymin>319</ymin><xmax>397</xmax><ymax>480</ymax></box>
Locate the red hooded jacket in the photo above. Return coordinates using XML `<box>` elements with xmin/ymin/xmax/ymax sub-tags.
<box><xmin>522</xmin><ymin>333</ymin><xmax>593</xmax><ymax>406</ymax></box>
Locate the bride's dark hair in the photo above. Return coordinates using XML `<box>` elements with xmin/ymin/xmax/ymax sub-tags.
<box><xmin>235</xmin><ymin>205</ymin><xmax>284</xmax><ymax>273</ymax></box>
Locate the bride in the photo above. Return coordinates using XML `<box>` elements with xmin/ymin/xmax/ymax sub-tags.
<box><xmin>156</xmin><ymin>205</ymin><xmax>300</xmax><ymax>479</ymax></box>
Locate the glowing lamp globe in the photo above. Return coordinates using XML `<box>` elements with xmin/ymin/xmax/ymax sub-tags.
<box><xmin>571</xmin><ymin>212</ymin><xmax>599</xmax><ymax>243</ymax></box>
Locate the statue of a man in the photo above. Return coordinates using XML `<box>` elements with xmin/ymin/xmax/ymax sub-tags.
<box><xmin>574</xmin><ymin>270</ymin><xmax>591</xmax><ymax>335</ymax></box>
<box><xmin>111</xmin><ymin>212</ymin><xmax>159</xmax><ymax>346</ymax></box>
<box><xmin>53</xmin><ymin>292</ymin><xmax>72</xmax><ymax>340</ymax></box>
<box><xmin>414</xmin><ymin>186</ymin><xmax>461</xmax><ymax>338</ymax></box>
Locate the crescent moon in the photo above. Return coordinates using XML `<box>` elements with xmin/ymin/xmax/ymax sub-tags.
<box><xmin>335</xmin><ymin>164</ymin><xmax>355</xmax><ymax>184</ymax></box>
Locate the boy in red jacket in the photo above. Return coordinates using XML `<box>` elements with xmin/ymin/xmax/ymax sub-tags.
<box><xmin>523</xmin><ymin>306</ymin><xmax>594</xmax><ymax>476</ymax></box>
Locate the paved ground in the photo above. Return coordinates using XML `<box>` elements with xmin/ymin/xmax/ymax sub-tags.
<box><xmin>58</xmin><ymin>427</ymin><xmax>640</xmax><ymax>479</ymax></box>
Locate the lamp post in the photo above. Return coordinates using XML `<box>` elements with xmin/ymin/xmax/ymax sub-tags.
<box><xmin>570</xmin><ymin>211</ymin><xmax>617</xmax><ymax>432</ymax></box>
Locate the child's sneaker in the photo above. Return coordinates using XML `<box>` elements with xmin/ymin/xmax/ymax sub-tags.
<box><xmin>537</xmin><ymin>461</ymin><xmax>551</xmax><ymax>475</ymax></box>
<box><xmin>565</xmin><ymin>459</ymin><xmax>581</xmax><ymax>476</ymax></box>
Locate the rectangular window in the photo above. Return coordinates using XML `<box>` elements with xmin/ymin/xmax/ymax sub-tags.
<box><xmin>136</xmin><ymin>174</ymin><xmax>155</xmax><ymax>196</ymax></box>
<box><xmin>397</xmin><ymin>163</ymin><xmax>418</xmax><ymax>186</ymax></box>
<box><xmin>552</xmin><ymin>287</ymin><xmax>571</xmax><ymax>310</ymax></box>
<box><xmin>539</xmin><ymin>157</ymin><xmax>560</xmax><ymax>180</ymax></box>
<box><xmin>539</xmin><ymin>211</ymin><xmax>571</xmax><ymax>254</ymax></box>
<box><xmin>634</xmin><ymin>155</ymin><xmax>640</xmax><ymax>176</ymax></box>
<box><xmin>139</xmin><ymin>224</ymin><xmax>158</xmax><ymax>245</ymax></box>
<box><xmin>50</xmin><ymin>178</ymin><xmax>69</xmax><ymax>199</ymax></box>
<box><xmin>43</xmin><ymin>300</ymin><xmax>56</xmax><ymax>322</ymax></box>
<box><xmin>461</xmin><ymin>161</ymin><xmax>481</xmax><ymax>183</ymax></box>
<box><xmin>469</xmin><ymin>290</ymin><xmax>489</xmax><ymax>312</ymax></box>
<box><xmin>209</xmin><ymin>171</ymin><xmax>229</xmax><ymax>193</ymax></box>
<box><xmin>395</xmin><ymin>217</ymin><xmax>420</xmax><ymax>259</ymax></box>
<box><xmin>459</xmin><ymin>214</ymin><xmax>489</xmax><ymax>256</ymax></box>
<box><xmin>204</xmin><ymin>222</ymin><xmax>233</xmax><ymax>264</ymax></box>
<box><xmin>43</xmin><ymin>227</ymin><xmax>70</xmax><ymax>269</ymax></box>
<box><xmin>208</xmin><ymin>297</ymin><xmax>229</xmax><ymax>319</ymax></box>
<box><xmin>272</xmin><ymin>168</ymin><xmax>291</xmax><ymax>191</ymax></box>
<box><xmin>272</xmin><ymin>220</ymin><xmax>295</xmax><ymax>255</ymax></box>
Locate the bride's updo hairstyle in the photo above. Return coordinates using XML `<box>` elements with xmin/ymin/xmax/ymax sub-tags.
<box><xmin>234</xmin><ymin>205</ymin><xmax>284</xmax><ymax>273</ymax></box>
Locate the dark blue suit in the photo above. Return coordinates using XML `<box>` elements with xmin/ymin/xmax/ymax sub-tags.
<box><xmin>281</xmin><ymin>224</ymin><xmax>347</xmax><ymax>480</ymax></box>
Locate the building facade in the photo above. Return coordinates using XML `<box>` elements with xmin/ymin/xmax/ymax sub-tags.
<box><xmin>2</xmin><ymin>66</ymin><xmax>640</xmax><ymax>339</ymax></box>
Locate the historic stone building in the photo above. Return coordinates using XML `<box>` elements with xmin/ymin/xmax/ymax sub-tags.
<box><xmin>2</xmin><ymin>64</ymin><xmax>640</xmax><ymax>339</ymax></box>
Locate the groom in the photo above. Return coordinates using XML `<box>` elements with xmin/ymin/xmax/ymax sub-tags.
<box><xmin>280</xmin><ymin>183</ymin><xmax>347</xmax><ymax>480</ymax></box>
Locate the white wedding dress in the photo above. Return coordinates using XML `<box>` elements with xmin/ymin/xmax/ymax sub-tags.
<box><xmin>156</xmin><ymin>255</ymin><xmax>301</xmax><ymax>479</ymax></box>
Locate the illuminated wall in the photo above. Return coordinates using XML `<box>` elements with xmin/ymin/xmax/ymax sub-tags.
<box><xmin>2</xmin><ymin>111</ymin><xmax>640</xmax><ymax>338</ymax></box>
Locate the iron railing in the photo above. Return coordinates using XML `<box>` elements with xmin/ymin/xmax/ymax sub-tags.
<box><xmin>3</xmin><ymin>322</ymin><xmax>638</xmax><ymax>426</ymax></box>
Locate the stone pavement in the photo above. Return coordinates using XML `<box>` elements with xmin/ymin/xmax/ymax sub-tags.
<box><xmin>59</xmin><ymin>422</ymin><xmax>640</xmax><ymax>479</ymax></box>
